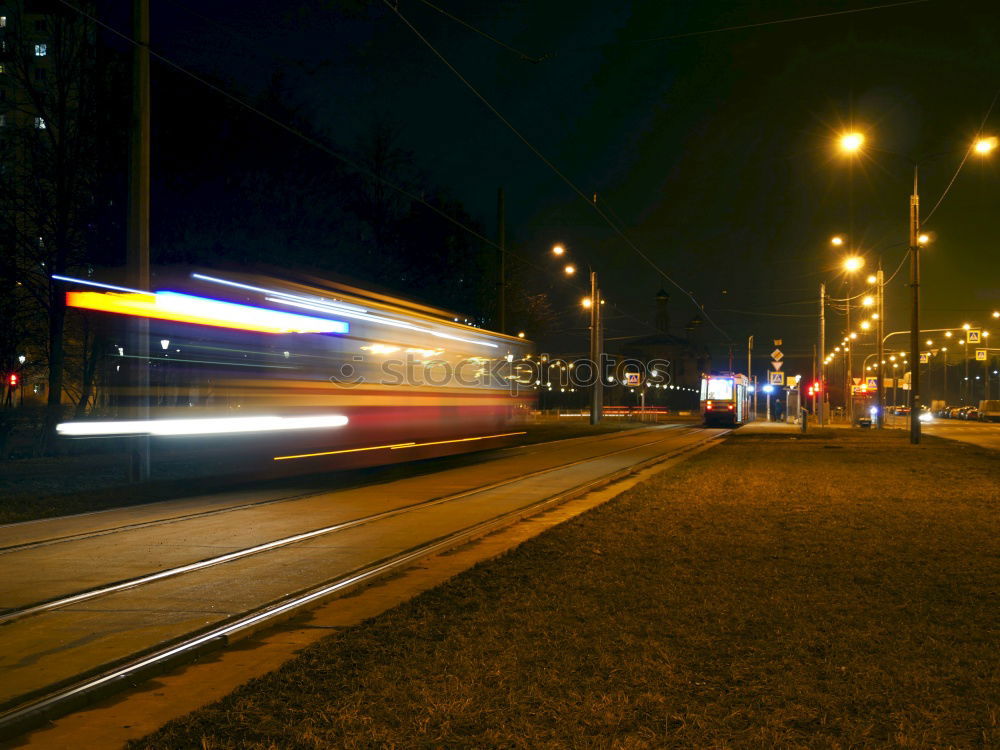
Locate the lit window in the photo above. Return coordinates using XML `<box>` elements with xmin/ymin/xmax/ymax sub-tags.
<box><xmin>0</xmin><ymin>16</ymin><xmax>6</xmax><ymax>27</ymax></box>
<box><xmin>35</xmin><ymin>43</ymin><xmax>47</xmax><ymax>57</ymax></box>
<box><xmin>34</xmin><ymin>116</ymin><xmax>46</xmax><ymax>129</ymax></box>
<box><xmin>0</xmin><ymin>64</ymin><xmax>5</xmax><ymax>74</ymax></box>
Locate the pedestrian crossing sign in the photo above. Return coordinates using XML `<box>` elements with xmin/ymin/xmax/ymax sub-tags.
<box><xmin>967</xmin><ymin>329</ymin><xmax>982</xmax><ymax>344</ymax></box>
<box><xmin>769</xmin><ymin>371</ymin><xmax>784</xmax><ymax>386</ymax></box>
<box><xmin>976</xmin><ymin>349</ymin><xmax>988</xmax><ymax>361</ymax></box>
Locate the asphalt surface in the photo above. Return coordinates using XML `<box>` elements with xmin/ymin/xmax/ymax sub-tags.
<box><xmin>921</xmin><ymin>418</ymin><xmax>1000</xmax><ymax>451</ymax></box>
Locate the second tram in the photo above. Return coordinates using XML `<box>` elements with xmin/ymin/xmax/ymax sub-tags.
<box><xmin>700</xmin><ymin>372</ymin><xmax>750</xmax><ymax>427</ymax></box>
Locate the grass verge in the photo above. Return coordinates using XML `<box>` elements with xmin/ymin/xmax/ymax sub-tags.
<box><xmin>132</xmin><ymin>428</ymin><xmax>998</xmax><ymax>748</ymax></box>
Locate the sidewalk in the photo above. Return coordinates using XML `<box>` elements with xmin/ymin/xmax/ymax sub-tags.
<box><xmin>123</xmin><ymin>427</ymin><xmax>997</xmax><ymax>748</ymax></box>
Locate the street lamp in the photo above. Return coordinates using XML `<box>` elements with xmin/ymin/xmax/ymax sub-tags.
<box><xmin>839</xmin><ymin>132</ymin><xmax>865</xmax><ymax>153</ymax></box>
<box><xmin>548</xmin><ymin>246</ymin><xmax>601</xmax><ymax>424</ymax></box>
<box><xmin>842</xmin><ymin>256</ymin><xmax>864</xmax><ymax>272</ymax></box>
<box><xmin>837</xmin><ymin>134</ymin><xmax>994</xmax><ymax>442</ymax></box>
<box><xmin>974</xmin><ymin>136</ymin><xmax>998</xmax><ymax>154</ymax></box>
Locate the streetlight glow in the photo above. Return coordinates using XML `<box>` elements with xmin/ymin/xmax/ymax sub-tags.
<box><xmin>564</xmin><ymin>264</ymin><xmax>576</xmax><ymax>276</ymax></box>
<box><xmin>581</xmin><ymin>297</ymin><xmax>592</xmax><ymax>309</ymax></box>
<box><xmin>974</xmin><ymin>136</ymin><xmax>998</xmax><ymax>154</ymax></box>
<box><xmin>839</xmin><ymin>132</ymin><xmax>864</xmax><ymax>153</ymax></box>
<box><xmin>552</xmin><ymin>244</ymin><xmax>566</xmax><ymax>256</ymax></box>
<box><xmin>862</xmin><ymin>295</ymin><xmax>875</xmax><ymax>307</ymax></box>
<box><xmin>831</xmin><ymin>235</ymin><xmax>845</xmax><ymax>246</ymax></box>
<box><xmin>860</xmin><ymin>321</ymin><xmax>871</xmax><ymax>331</ymax></box>
<box><xmin>866</xmin><ymin>274</ymin><xmax>877</xmax><ymax>285</ymax></box>
<box><xmin>917</xmin><ymin>233</ymin><xmax>930</xmax><ymax>245</ymax></box>
<box><xmin>842</xmin><ymin>256</ymin><xmax>864</xmax><ymax>272</ymax></box>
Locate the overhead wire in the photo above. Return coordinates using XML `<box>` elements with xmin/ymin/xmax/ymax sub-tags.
<box><xmin>57</xmin><ymin>0</ymin><xmax>668</xmax><ymax>339</ymax></box>
<box><xmin>547</xmin><ymin>0</ymin><xmax>931</xmax><ymax>56</ymax></box>
<box><xmin>922</xmin><ymin>85</ymin><xmax>1000</xmax><ymax>225</ymax></box>
<box><xmin>383</xmin><ymin>0</ymin><xmax>732</xmax><ymax>341</ymax></box>
<box><xmin>411</xmin><ymin>0</ymin><xmax>543</xmax><ymax>62</ymax></box>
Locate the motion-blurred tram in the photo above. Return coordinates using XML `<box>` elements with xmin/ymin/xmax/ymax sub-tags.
<box><xmin>56</xmin><ymin>270</ymin><xmax>533</xmax><ymax>474</ymax></box>
<box><xmin>699</xmin><ymin>372</ymin><xmax>750</xmax><ymax>427</ymax></box>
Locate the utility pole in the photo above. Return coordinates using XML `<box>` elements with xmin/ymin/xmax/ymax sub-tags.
<box><xmin>909</xmin><ymin>166</ymin><xmax>921</xmax><ymax>444</ymax></box>
<box><xmin>818</xmin><ymin>283</ymin><xmax>825</xmax><ymax>426</ymax></box>
<box><xmin>747</xmin><ymin>335</ymin><xmax>753</xmax><ymax>420</ymax></box>
<box><xmin>497</xmin><ymin>187</ymin><xmax>505</xmax><ymax>334</ymax></box>
<box><xmin>589</xmin><ymin>270</ymin><xmax>602</xmax><ymax>425</ymax></box>
<box><xmin>845</xmin><ymin>284</ymin><xmax>852</xmax><ymax>421</ymax></box>
<box><xmin>876</xmin><ymin>267</ymin><xmax>885</xmax><ymax>428</ymax></box>
<box><xmin>128</xmin><ymin>0</ymin><xmax>151</xmax><ymax>481</ymax></box>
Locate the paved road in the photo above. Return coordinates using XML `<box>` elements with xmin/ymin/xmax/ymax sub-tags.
<box><xmin>922</xmin><ymin>418</ymin><xmax>1000</xmax><ymax>451</ymax></box>
<box><xmin>0</xmin><ymin>424</ymin><xmax>724</xmax><ymax>725</ymax></box>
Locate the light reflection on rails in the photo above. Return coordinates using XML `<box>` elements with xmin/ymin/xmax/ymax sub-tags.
<box><xmin>0</xmin><ymin>426</ymin><xmax>728</xmax><ymax>740</ymax></box>
<box><xmin>0</xmin><ymin>428</ymin><xmax>697</xmax><ymax>626</ymax></box>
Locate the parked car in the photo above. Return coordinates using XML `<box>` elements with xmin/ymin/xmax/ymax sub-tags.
<box><xmin>947</xmin><ymin>406</ymin><xmax>966</xmax><ymax>419</ymax></box>
<box><xmin>963</xmin><ymin>407</ymin><xmax>980</xmax><ymax>420</ymax></box>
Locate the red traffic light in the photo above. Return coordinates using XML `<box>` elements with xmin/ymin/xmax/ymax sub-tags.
<box><xmin>812</xmin><ymin>381</ymin><xmax>823</xmax><ymax>392</ymax></box>
<box><xmin>7</xmin><ymin>373</ymin><xmax>17</xmax><ymax>387</ymax></box>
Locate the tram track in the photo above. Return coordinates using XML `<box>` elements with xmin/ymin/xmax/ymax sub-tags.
<box><xmin>0</xmin><ymin>425</ymin><xmax>726</xmax><ymax>740</ymax></box>
<box><xmin>0</xmin><ymin>425</ymin><xmax>683</xmax><ymax>556</ymax></box>
<box><xmin>0</xmin><ymin>428</ymin><xmax>696</xmax><ymax>624</ymax></box>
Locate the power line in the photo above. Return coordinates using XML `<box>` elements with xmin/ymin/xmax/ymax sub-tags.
<box><xmin>549</xmin><ymin>0</ymin><xmax>931</xmax><ymax>56</ymax></box>
<box><xmin>922</xmin><ymin>85</ymin><xmax>1000</xmax><ymax>225</ymax></box>
<box><xmin>384</xmin><ymin>0</ymin><xmax>731</xmax><ymax>341</ymax></box>
<box><xmin>57</xmin><ymin>0</ymin><xmax>666</xmax><ymax>340</ymax></box>
<box><xmin>411</xmin><ymin>0</ymin><xmax>543</xmax><ymax>62</ymax></box>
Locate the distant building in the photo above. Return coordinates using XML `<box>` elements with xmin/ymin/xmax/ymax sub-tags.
<box><xmin>611</xmin><ymin>289</ymin><xmax>712</xmax><ymax>400</ymax></box>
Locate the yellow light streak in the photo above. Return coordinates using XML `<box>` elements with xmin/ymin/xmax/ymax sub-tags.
<box><xmin>274</xmin><ymin>431</ymin><xmax>526</xmax><ymax>461</ymax></box>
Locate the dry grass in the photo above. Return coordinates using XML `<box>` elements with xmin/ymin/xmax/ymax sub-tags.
<box><xmin>132</xmin><ymin>429</ymin><xmax>999</xmax><ymax>749</ymax></box>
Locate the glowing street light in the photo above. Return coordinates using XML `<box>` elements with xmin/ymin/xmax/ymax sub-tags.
<box><xmin>862</xmin><ymin>295</ymin><xmax>875</xmax><ymax>307</ymax></box>
<box><xmin>564</xmin><ymin>264</ymin><xmax>576</xmax><ymax>276</ymax></box>
<box><xmin>974</xmin><ymin>136</ymin><xmax>998</xmax><ymax>155</ymax></box>
<box><xmin>843</xmin><ymin>256</ymin><xmax>864</xmax><ymax>273</ymax></box>
<box><xmin>839</xmin><ymin>132</ymin><xmax>864</xmax><ymax>153</ymax></box>
<box><xmin>581</xmin><ymin>297</ymin><xmax>592</xmax><ymax>309</ymax></box>
<box><xmin>860</xmin><ymin>321</ymin><xmax>871</xmax><ymax>331</ymax></box>
<box><xmin>831</xmin><ymin>235</ymin><xmax>845</xmax><ymax>246</ymax></box>
<box><xmin>866</xmin><ymin>274</ymin><xmax>877</xmax><ymax>285</ymax></box>
<box><xmin>552</xmin><ymin>244</ymin><xmax>565</xmax><ymax>256</ymax></box>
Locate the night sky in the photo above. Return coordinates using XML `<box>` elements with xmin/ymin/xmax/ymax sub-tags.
<box><xmin>144</xmin><ymin>0</ymin><xmax>999</xmax><ymax>375</ymax></box>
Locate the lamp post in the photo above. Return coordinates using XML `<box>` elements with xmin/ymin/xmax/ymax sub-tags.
<box><xmin>551</xmin><ymin>244</ymin><xmax>602</xmax><ymax>425</ymax></box>
<box><xmin>818</xmin><ymin>283</ymin><xmax>825</xmax><ymax>425</ymax></box>
<box><xmin>837</xmin><ymin>131</ymin><xmax>996</xmax><ymax>442</ymax></box>
<box><xmin>841</xmin><ymin>254</ymin><xmax>865</xmax><ymax>422</ymax></box>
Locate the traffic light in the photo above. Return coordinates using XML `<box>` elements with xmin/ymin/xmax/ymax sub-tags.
<box><xmin>7</xmin><ymin>373</ymin><xmax>17</xmax><ymax>387</ymax></box>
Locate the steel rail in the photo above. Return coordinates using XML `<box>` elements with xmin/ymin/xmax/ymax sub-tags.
<box><xmin>0</xmin><ymin>425</ymin><xmax>679</xmax><ymax>555</ymax></box>
<box><xmin>0</xmin><ymin>428</ymin><xmax>695</xmax><ymax>624</ymax></box>
<box><xmin>0</xmin><ymin>427</ymin><xmax>726</xmax><ymax>740</ymax></box>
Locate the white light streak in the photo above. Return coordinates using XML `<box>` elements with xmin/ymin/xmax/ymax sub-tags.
<box><xmin>57</xmin><ymin>415</ymin><xmax>349</xmax><ymax>437</ymax></box>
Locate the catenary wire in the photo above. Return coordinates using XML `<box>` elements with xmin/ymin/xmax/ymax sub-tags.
<box><xmin>54</xmin><ymin>0</ymin><xmax>663</xmax><ymax>336</ymax></box>
<box><xmin>383</xmin><ymin>0</ymin><xmax>732</xmax><ymax>341</ymax></box>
